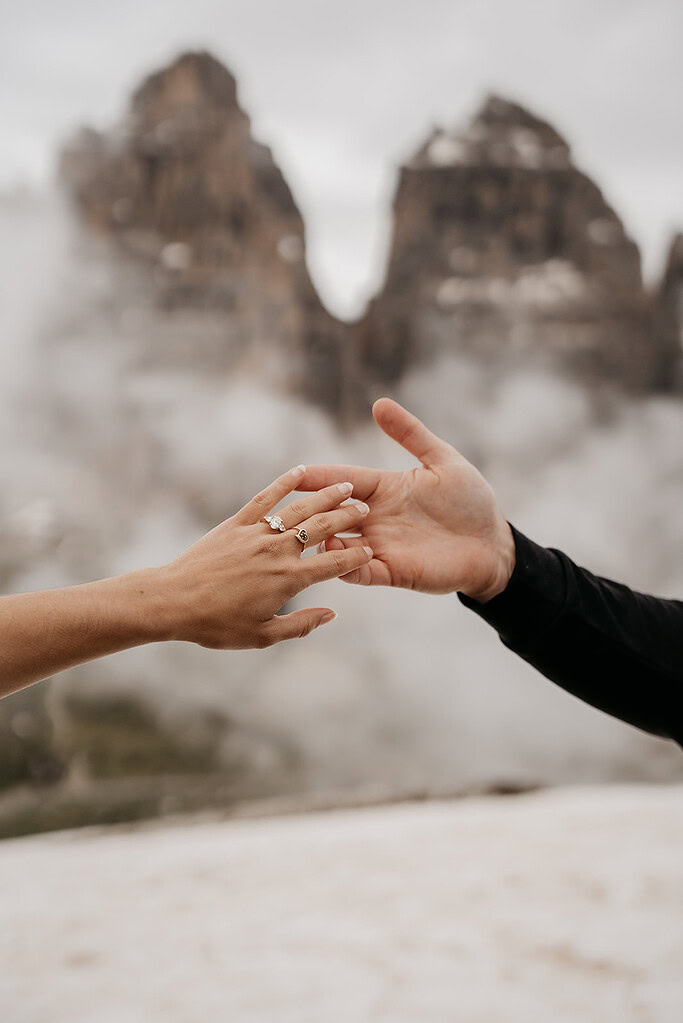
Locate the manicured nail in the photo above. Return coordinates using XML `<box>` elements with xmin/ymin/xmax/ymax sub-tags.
<box><xmin>318</xmin><ymin>541</ymin><xmax>326</xmax><ymax>554</ymax></box>
<box><xmin>290</xmin><ymin>464</ymin><xmax>306</xmax><ymax>478</ymax></box>
<box><xmin>356</xmin><ymin>502</ymin><xmax>370</xmax><ymax>515</ymax></box>
<box><xmin>363</xmin><ymin>546</ymin><xmax>373</xmax><ymax>557</ymax></box>
<box><xmin>337</xmin><ymin>482</ymin><xmax>353</xmax><ymax>495</ymax></box>
<box><xmin>321</xmin><ymin>611</ymin><xmax>337</xmax><ymax>625</ymax></box>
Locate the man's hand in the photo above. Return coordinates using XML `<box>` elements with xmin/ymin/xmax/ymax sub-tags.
<box><xmin>298</xmin><ymin>398</ymin><xmax>516</xmax><ymax>601</ymax></box>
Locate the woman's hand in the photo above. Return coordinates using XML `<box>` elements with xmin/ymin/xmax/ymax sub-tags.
<box><xmin>0</xmin><ymin>466</ymin><xmax>373</xmax><ymax>698</ymax></box>
<box><xmin>160</xmin><ymin>465</ymin><xmax>373</xmax><ymax>648</ymax></box>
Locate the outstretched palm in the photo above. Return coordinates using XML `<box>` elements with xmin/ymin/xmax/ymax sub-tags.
<box><xmin>297</xmin><ymin>399</ymin><xmax>515</xmax><ymax>600</ymax></box>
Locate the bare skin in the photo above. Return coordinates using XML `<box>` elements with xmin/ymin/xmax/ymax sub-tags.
<box><xmin>298</xmin><ymin>399</ymin><xmax>516</xmax><ymax>601</ymax></box>
<box><xmin>0</xmin><ymin>466</ymin><xmax>373</xmax><ymax>698</ymax></box>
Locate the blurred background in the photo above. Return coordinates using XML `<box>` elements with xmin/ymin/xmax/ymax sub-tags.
<box><xmin>2</xmin><ymin>2</ymin><xmax>683</xmax><ymax>1019</ymax></box>
<box><xmin>2</xmin><ymin>0</ymin><xmax>683</xmax><ymax>832</ymax></box>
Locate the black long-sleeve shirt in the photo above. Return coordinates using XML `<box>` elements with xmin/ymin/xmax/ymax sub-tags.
<box><xmin>458</xmin><ymin>526</ymin><xmax>683</xmax><ymax>747</ymax></box>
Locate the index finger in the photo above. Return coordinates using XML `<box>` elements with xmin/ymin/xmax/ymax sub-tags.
<box><xmin>295</xmin><ymin>465</ymin><xmax>381</xmax><ymax>501</ymax></box>
<box><xmin>236</xmin><ymin>465</ymin><xmax>307</xmax><ymax>524</ymax></box>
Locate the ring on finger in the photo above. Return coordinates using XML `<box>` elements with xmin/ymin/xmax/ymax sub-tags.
<box><xmin>293</xmin><ymin>527</ymin><xmax>309</xmax><ymax>547</ymax></box>
<box><xmin>263</xmin><ymin>514</ymin><xmax>286</xmax><ymax>532</ymax></box>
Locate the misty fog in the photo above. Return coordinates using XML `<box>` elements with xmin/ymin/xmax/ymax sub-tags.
<box><xmin>1</xmin><ymin>191</ymin><xmax>681</xmax><ymax>801</ymax></box>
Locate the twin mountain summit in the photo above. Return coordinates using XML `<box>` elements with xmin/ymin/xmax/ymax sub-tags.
<box><xmin>59</xmin><ymin>51</ymin><xmax>683</xmax><ymax>419</ymax></box>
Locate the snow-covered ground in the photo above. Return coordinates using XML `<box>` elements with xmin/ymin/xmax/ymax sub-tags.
<box><xmin>1</xmin><ymin>785</ymin><xmax>682</xmax><ymax>1022</ymax></box>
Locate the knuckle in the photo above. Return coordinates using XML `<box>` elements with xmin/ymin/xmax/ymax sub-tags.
<box><xmin>297</xmin><ymin>617</ymin><xmax>315</xmax><ymax>639</ymax></box>
<box><xmin>332</xmin><ymin>551</ymin><xmax>347</xmax><ymax>574</ymax></box>
<box><xmin>288</xmin><ymin>500</ymin><xmax>308</xmax><ymax>520</ymax></box>
<box><xmin>251</xmin><ymin>490</ymin><xmax>270</xmax><ymax>508</ymax></box>
<box><xmin>314</xmin><ymin>514</ymin><xmax>330</xmax><ymax>534</ymax></box>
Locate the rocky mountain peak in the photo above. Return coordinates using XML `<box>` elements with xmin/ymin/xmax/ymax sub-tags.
<box><xmin>414</xmin><ymin>95</ymin><xmax>570</xmax><ymax>172</ymax></box>
<box><xmin>131</xmin><ymin>51</ymin><xmax>238</xmax><ymax>128</ymax></box>
<box><xmin>476</xmin><ymin>93</ymin><xmax>569</xmax><ymax>144</ymax></box>
<box><xmin>356</xmin><ymin>94</ymin><xmax>675</xmax><ymax>390</ymax></box>
<box><xmin>58</xmin><ymin>51</ymin><xmax>355</xmax><ymax>416</ymax></box>
<box><xmin>58</xmin><ymin>56</ymin><xmax>680</xmax><ymax>409</ymax></box>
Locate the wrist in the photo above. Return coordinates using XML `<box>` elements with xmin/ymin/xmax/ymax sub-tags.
<box><xmin>462</xmin><ymin>518</ymin><xmax>516</xmax><ymax>604</ymax></box>
<box><xmin>108</xmin><ymin>566</ymin><xmax>181</xmax><ymax>644</ymax></box>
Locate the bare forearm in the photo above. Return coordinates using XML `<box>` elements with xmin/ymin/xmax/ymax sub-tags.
<box><xmin>0</xmin><ymin>569</ymin><xmax>171</xmax><ymax>698</ymax></box>
<box><xmin>0</xmin><ymin>469</ymin><xmax>372</xmax><ymax>698</ymax></box>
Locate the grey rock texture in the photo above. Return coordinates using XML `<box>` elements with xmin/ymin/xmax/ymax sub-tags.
<box><xmin>356</xmin><ymin>95</ymin><xmax>677</xmax><ymax>393</ymax></box>
<box><xmin>59</xmin><ymin>51</ymin><xmax>355</xmax><ymax>416</ymax></box>
<box><xmin>60</xmin><ymin>59</ymin><xmax>681</xmax><ymax>408</ymax></box>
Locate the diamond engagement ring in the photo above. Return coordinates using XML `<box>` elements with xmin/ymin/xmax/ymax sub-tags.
<box><xmin>263</xmin><ymin>514</ymin><xmax>286</xmax><ymax>532</ymax></box>
<box><xmin>294</xmin><ymin>527</ymin><xmax>309</xmax><ymax>546</ymax></box>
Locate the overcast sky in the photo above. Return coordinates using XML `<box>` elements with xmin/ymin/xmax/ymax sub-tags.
<box><xmin>2</xmin><ymin>0</ymin><xmax>681</xmax><ymax>318</ymax></box>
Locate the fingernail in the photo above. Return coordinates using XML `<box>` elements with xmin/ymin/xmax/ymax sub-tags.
<box><xmin>290</xmin><ymin>464</ymin><xmax>306</xmax><ymax>478</ymax></box>
<box><xmin>321</xmin><ymin>611</ymin><xmax>337</xmax><ymax>625</ymax></box>
<box><xmin>337</xmin><ymin>482</ymin><xmax>353</xmax><ymax>495</ymax></box>
<box><xmin>363</xmin><ymin>545</ymin><xmax>373</xmax><ymax>557</ymax></box>
<box><xmin>318</xmin><ymin>541</ymin><xmax>326</xmax><ymax>554</ymax></box>
<box><xmin>356</xmin><ymin>502</ymin><xmax>370</xmax><ymax>515</ymax></box>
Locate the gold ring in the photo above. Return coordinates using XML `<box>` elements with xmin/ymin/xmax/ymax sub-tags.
<box><xmin>294</xmin><ymin>527</ymin><xmax>309</xmax><ymax>546</ymax></box>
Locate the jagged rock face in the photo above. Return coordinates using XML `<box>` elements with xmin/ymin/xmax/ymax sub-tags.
<box><xmin>357</xmin><ymin>96</ymin><xmax>668</xmax><ymax>392</ymax></box>
<box><xmin>59</xmin><ymin>63</ymin><xmax>679</xmax><ymax>408</ymax></box>
<box><xmin>59</xmin><ymin>52</ymin><xmax>352</xmax><ymax>415</ymax></box>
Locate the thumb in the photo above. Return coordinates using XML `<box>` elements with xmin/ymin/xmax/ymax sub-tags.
<box><xmin>372</xmin><ymin>398</ymin><xmax>456</xmax><ymax>467</ymax></box>
<box><xmin>262</xmin><ymin>607</ymin><xmax>337</xmax><ymax>645</ymax></box>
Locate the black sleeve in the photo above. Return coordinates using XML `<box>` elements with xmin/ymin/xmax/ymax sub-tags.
<box><xmin>458</xmin><ymin>526</ymin><xmax>683</xmax><ymax>747</ymax></box>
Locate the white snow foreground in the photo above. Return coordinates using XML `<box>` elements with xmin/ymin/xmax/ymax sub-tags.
<box><xmin>1</xmin><ymin>785</ymin><xmax>682</xmax><ymax>1022</ymax></box>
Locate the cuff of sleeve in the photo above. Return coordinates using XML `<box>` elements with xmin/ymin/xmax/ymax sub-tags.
<box><xmin>457</xmin><ymin>525</ymin><xmax>567</xmax><ymax>646</ymax></box>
